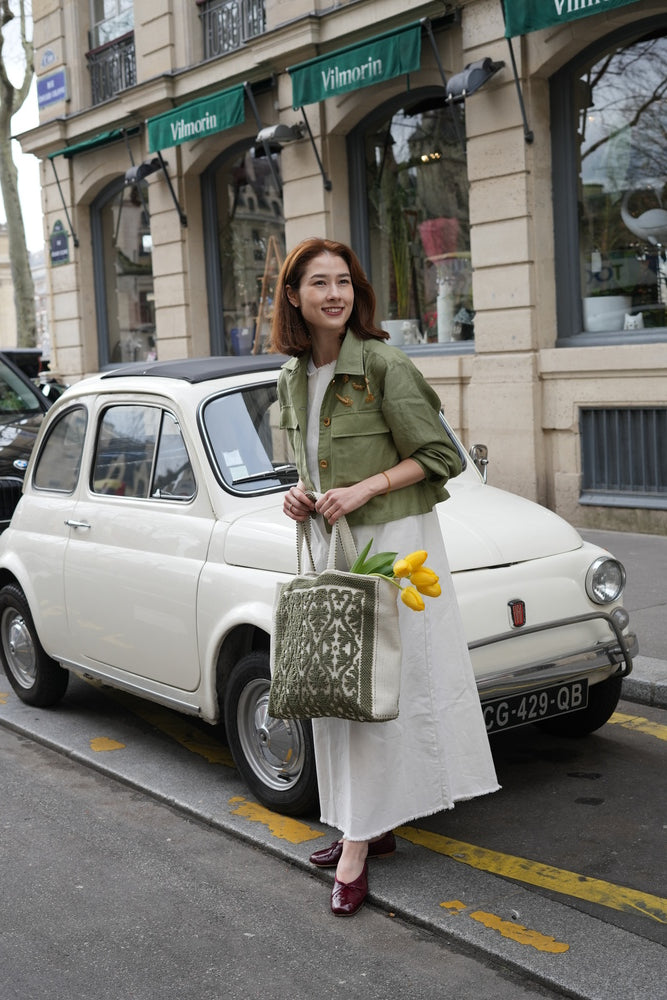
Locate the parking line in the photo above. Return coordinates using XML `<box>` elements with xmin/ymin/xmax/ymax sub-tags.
<box><xmin>87</xmin><ymin>683</ymin><xmax>236</xmax><ymax>767</ymax></box>
<box><xmin>397</xmin><ymin>826</ymin><xmax>667</xmax><ymax>924</ymax></box>
<box><xmin>608</xmin><ymin>711</ymin><xmax>667</xmax><ymax>741</ymax></box>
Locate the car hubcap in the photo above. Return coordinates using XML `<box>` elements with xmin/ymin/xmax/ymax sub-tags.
<box><xmin>237</xmin><ymin>678</ymin><xmax>307</xmax><ymax>791</ymax></box>
<box><xmin>2</xmin><ymin>609</ymin><xmax>37</xmax><ymax>689</ymax></box>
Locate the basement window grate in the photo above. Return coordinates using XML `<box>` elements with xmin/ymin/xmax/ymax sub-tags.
<box><xmin>580</xmin><ymin>407</ymin><xmax>667</xmax><ymax>508</ymax></box>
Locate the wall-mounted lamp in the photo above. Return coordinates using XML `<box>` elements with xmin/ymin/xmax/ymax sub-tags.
<box><xmin>256</xmin><ymin>123</ymin><xmax>305</xmax><ymax>145</ymax></box>
<box><xmin>254</xmin><ymin>116</ymin><xmax>332</xmax><ymax>192</ymax></box>
<box><xmin>446</xmin><ymin>57</ymin><xmax>505</xmax><ymax>103</ymax></box>
<box><xmin>124</xmin><ymin>157</ymin><xmax>163</xmax><ymax>185</ymax></box>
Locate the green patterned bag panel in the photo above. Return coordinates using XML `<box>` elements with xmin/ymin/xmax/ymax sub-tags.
<box><xmin>269</xmin><ymin>569</ymin><xmax>401</xmax><ymax>722</ymax></box>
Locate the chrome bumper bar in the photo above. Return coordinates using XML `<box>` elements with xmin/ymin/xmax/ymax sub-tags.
<box><xmin>469</xmin><ymin>610</ymin><xmax>637</xmax><ymax>701</ymax></box>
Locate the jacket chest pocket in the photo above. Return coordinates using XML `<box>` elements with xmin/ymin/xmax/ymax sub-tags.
<box><xmin>331</xmin><ymin>408</ymin><xmax>389</xmax><ymax>440</ymax></box>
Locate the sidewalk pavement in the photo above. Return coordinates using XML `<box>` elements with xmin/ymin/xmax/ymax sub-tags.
<box><xmin>579</xmin><ymin>528</ymin><xmax>667</xmax><ymax>709</ymax></box>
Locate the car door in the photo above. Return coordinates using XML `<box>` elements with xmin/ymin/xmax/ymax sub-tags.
<box><xmin>63</xmin><ymin>399</ymin><xmax>214</xmax><ymax>692</ymax></box>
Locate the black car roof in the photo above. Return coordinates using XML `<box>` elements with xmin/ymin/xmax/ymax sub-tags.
<box><xmin>101</xmin><ymin>355</ymin><xmax>288</xmax><ymax>384</ymax></box>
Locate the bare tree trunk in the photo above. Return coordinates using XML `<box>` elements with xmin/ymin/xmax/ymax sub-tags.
<box><xmin>0</xmin><ymin>0</ymin><xmax>36</xmax><ymax>348</ymax></box>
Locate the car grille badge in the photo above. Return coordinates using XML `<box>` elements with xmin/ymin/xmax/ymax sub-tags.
<box><xmin>508</xmin><ymin>598</ymin><xmax>526</xmax><ymax>628</ymax></box>
<box><xmin>13</xmin><ymin>459</ymin><xmax>28</xmax><ymax>471</ymax></box>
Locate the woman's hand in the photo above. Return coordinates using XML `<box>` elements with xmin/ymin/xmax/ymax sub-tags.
<box><xmin>316</xmin><ymin>484</ymin><xmax>370</xmax><ymax>525</ymax></box>
<box><xmin>283</xmin><ymin>484</ymin><xmax>316</xmax><ymax>522</ymax></box>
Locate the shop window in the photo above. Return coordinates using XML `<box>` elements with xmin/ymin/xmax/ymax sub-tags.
<box><xmin>91</xmin><ymin>177</ymin><xmax>156</xmax><ymax>366</ymax></box>
<box><xmin>202</xmin><ymin>142</ymin><xmax>286</xmax><ymax>356</ymax></box>
<box><xmin>552</xmin><ymin>20</ymin><xmax>667</xmax><ymax>342</ymax></box>
<box><xmin>349</xmin><ymin>91</ymin><xmax>474</xmax><ymax>349</ymax></box>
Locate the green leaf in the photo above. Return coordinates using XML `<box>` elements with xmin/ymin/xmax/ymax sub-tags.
<box><xmin>361</xmin><ymin>551</ymin><xmax>399</xmax><ymax>576</ymax></box>
<box><xmin>350</xmin><ymin>537</ymin><xmax>374</xmax><ymax>574</ymax></box>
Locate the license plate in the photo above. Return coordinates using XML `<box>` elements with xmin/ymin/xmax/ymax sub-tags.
<box><xmin>482</xmin><ymin>679</ymin><xmax>589</xmax><ymax>734</ymax></box>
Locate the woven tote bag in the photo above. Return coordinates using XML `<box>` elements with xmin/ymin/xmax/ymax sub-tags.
<box><xmin>268</xmin><ymin>516</ymin><xmax>402</xmax><ymax>722</ymax></box>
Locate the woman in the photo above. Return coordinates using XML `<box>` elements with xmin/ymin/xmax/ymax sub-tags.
<box><xmin>270</xmin><ymin>238</ymin><xmax>499</xmax><ymax>916</ymax></box>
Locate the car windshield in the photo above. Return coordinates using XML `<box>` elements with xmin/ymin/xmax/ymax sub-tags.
<box><xmin>0</xmin><ymin>359</ymin><xmax>43</xmax><ymax>421</ymax></box>
<box><xmin>201</xmin><ymin>382</ymin><xmax>298</xmax><ymax>494</ymax></box>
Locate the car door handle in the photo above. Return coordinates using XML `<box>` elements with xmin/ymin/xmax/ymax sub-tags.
<box><xmin>65</xmin><ymin>519</ymin><xmax>91</xmax><ymax>529</ymax></box>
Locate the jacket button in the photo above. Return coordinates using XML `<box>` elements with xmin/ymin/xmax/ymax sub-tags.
<box><xmin>322</xmin><ymin>416</ymin><xmax>331</xmax><ymax>427</ymax></box>
<box><xmin>319</xmin><ymin>459</ymin><xmax>328</xmax><ymax>469</ymax></box>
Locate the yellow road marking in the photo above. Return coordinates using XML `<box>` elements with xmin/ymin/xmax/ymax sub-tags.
<box><xmin>85</xmin><ymin>681</ymin><xmax>236</xmax><ymax>768</ymax></box>
<box><xmin>229</xmin><ymin>796</ymin><xmax>324</xmax><ymax>844</ymax></box>
<box><xmin>469</xmin><ymin>910</ymin><xmax>569</xmax><ymax>953</ymax></box>
<box><xmin>608</xmin><ymin>711</ymin><xmax>667</xmax><ymax>741</ymax></box>
<box><xmin>90</xmin><ymin>737</ymin><xmax>125</xmax><ymax>752</ymax></box>
<box><xmin>0</xmin><ymin>691</ymin><xmax>8</xmax><ymax>704</ymax></box>
<box><xmin>397</xmin><ymin>826</ymin><xmax>667</xmax><ymax>924</ymax></box>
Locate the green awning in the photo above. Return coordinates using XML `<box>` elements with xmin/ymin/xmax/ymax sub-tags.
<box><xmin>147</xmin><ymin>84</ymin><xmax>245</xmax><ymax>152</ymax></box>
<box><xmin>504</xmin><ymin>0</ymin><xmax>642</xmax><ymax>38</ymax></box>
<box><xmin>288</xmin><ymin>22</ymin><xmax>422</xmax><ymax>109</ymax></box>
<box><xmin>48</xmin><ymin>126</ymin><xmax>141</xmax><ymax>160</ymax></box>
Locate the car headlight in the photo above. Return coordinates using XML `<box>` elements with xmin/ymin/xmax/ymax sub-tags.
<box><xmin>585</xmin><ymin>556</ymin><xmax>626</xmax><ymax>604</ymax></box>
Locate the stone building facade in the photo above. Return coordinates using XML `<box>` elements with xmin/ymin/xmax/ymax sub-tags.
<box><xmin>20</xmin><ymin>0</ymin><xmax>667</xmax><ymax>531</ymax></box>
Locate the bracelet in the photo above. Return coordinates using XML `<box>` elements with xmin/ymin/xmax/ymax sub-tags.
<box><xmin>381</xmin><ymin>471</ymin><xmax>392</xmax><ymax>494</ymax></box>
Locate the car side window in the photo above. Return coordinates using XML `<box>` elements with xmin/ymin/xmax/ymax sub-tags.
<box><xmin>93</xmin><ymin>405</ymin><xmax>160</xmax><ymax>497</ymax></box>
<box><xmin>151</xmin><ymin>412</ymin><xmax>196</xmax><ymax>499</ymax></box>
<box><xmin>33</xmin><ymin>407</ymin><xmax>88</xmax><ymax>493</ymax></box>
<box><xmin>92</xmin><ymin>404</ymin><xmax>195</xmax><ymax>501</ymax></box>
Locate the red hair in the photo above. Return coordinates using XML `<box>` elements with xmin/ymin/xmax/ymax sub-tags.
<box><xmin>269</xmin><ymin>238</ymin><xmax>387</xmax><ymax>356</ymax></box>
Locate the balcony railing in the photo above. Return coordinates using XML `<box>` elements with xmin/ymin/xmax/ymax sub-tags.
<box><xmin>199</xmin><ymin>0</ymin><xmax>266</xmax><ymax>59</ymax></box>
<box><xmin>87</xmin><ymin>31</ymin><xmax>136</xmax><ymax>105</ymax></box>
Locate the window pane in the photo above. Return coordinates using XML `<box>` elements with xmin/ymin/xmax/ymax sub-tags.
<box><xmin>365</xmin><ymin>101</ymin><xmax>473</xmax><ymax>346</ymax></box>
<box><xmin>202</xmin><ymin>385</ymin><xmax>296</xmax><ymax>492</ymax></box>
<box><xmin>92</xmin><ymin>405</ymin><xmax>159</xmax><ymax>497</ymax></box>
<box><xmin>577</xmin><ymin>31</ymin><xmax>667</xmax><ymax>334</ymax></box>
<box><xmin>214</xmin><ymin>148</ymin><xmax>286</xmax><ymax>355</ymax></box>
<box><xmin>34</xmin><ymin>408</ymin><xmax>88</xmax><ymax>493</ymax></box>
<box><xmin>152</xmin><ymin>412</ymin><xmax>196</xmax><ymax>499</ymax></box>
<box><xmin>101</xmin><ymin>181</ymin><xmax>156</xmax><ymax>364</ymax></box>
<box><xmin>90</xmin><ymin>0</ymin><xmax>134</xmax><ymax>47</ymax></box>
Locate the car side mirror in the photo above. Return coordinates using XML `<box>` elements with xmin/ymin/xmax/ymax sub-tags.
<box><xmin>469</xmin><ymin>443</ymin><xmax>489</xmax><ymax>483</ymax></box>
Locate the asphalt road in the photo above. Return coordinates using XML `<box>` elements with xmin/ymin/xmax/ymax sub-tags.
<box><xmin>0</xmin><ymin>725</ymin><xmax>565</xmax><ymax>1000</ymax></box>
<box><xmin>1</xmin><ymin>675</ymin><xmax>665</xmax><ymax>1000</ymax></box>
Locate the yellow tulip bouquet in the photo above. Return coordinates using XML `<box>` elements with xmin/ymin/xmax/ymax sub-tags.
<box><xmin>350</xmin><ymin>543</ymin><xmax>441</xmax><ymax>612</ymax></box>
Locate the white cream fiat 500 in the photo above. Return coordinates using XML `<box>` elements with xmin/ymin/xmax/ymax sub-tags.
<box><xmin>0</xmin><ymin>357</ymin><xmax>636</xmax><ymax>816</ymax></box>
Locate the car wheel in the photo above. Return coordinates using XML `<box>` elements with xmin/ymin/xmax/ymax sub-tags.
<box><xmin>0</xmin><ymin>583</ymin><xmax>69</xmax><ymax>706</ymax></box>
<box><xmin>224</xmin><ymin>651</ymin><xmax>319</xmax><ymax>817</ymax></box>
<box><xmin>536</xmin><ymin>674</ymin><xmax>623</xmax><ymax>737</ymax></box>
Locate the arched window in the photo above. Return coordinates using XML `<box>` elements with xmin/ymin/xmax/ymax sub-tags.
<box><xmin>91</xmin><ymin>176</ymin><xmax>156</xmax><ymax>366</ymax></box>
<box><xmin>552</xmin><ymin>17</ymin><xmax>667</xmax><ymax>343</ymax></box>
<box><xmin>202</xmin><ymin>141</ymin><xmax>286</xmax><ymax>356</ymax></box>
<box><xmin>349</xmin><ymin>89</ymin><xmax>474</xmax><ymax>348</ymax></box>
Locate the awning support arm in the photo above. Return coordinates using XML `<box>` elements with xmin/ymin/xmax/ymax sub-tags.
<box><xmin>421</xmin><ymin>18</ymin><xmax>465</xmax><ymax>152</ymax></box>
<box><xmin>49</xmin><ymin>158</ymin><xmax>80</xmax><ymax>248</ymax></box>
<box><xmin>505</xmin><ymin>35</ymin><xmax>534</xmax><ymax>143</ymax></box>
<box><xmin>244</xmin><ymin>81</ymin><xmax>283</xmax><ymax>199</ymax></box>
<box><xmin>298</xmin><ymin>106</ymin><xmax>332</xmax><ymax>192</ymax></box>
<box><xmin>155</xmin><ymin>150</ymin><xmax>188</xmax><ymax>227</ymax></box>
<box><xmin>501</xmin><ymin>1</ymin><xmax>534</xmax><ymax>143</ymax></box>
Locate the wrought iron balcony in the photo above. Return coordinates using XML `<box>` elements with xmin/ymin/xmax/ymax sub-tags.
<box><xmin>87</xmin><ymin>31</ymin><xmax>137</xmax><ymax>105</ymax></box>
<box><xmin>199</xmin><ymin>0</ymin><xmax>266</xmax><ymax>59</ymax></box>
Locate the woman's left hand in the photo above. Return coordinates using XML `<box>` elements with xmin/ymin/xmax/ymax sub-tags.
<box><xmin>316</xmin><ymin>484</ymin><xmax>369</xmax><ymax>525</ymax></box>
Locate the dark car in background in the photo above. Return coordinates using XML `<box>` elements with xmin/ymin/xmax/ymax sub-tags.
<box><xmin>0</xmin><ymin>353</ymin><xmax>51</xmax><ymax>530</ymax></box>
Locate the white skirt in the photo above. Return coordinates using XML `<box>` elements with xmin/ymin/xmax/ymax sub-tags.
<box><xmin>310</xmin><ymin>507</ymin><xmax>500</xmax><ymax>841</ymax></box>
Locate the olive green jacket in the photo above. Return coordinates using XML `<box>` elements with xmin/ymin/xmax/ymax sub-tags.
<box><xmin>277</xmin><ymin>332</ymin><xmax>463</xmax><ymax>527</ymax></box>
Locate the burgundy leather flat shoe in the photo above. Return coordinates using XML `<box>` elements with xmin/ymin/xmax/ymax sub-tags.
<box><xmin>330</xmin><ymin>863</ymin><xmax>368</xmax><ymax>917</ymax></box>
<box><xmin>309</xmin><ymin>831</ymin><xmax>396</xmax><ymax>868</ymax></box>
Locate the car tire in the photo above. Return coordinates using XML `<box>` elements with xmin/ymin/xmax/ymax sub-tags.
<box><xmin>0</xmin><ymin>583</ymin><xmax>69</xmax><ymax>706</ymax></box>
<box><xmin>536</xmin><ymin>673</ymin><xmax>623</xmax><ymax>737</ymax></box>
<box><xmin>223</xmin><ymin>650</ymin><xmax>319</xmax><ymax>817</ymax></box>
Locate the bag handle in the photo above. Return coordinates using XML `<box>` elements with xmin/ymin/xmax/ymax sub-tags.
<box><xmin>295</xmin><ymin>498</ymin><xmax>358</xmax><ymax>574</ymax></box>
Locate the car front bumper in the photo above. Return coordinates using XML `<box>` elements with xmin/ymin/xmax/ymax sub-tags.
<box><xmin>470</xmin><ymin>609</ymin><xmax>636</xmax><ymax>701</ymax></box>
